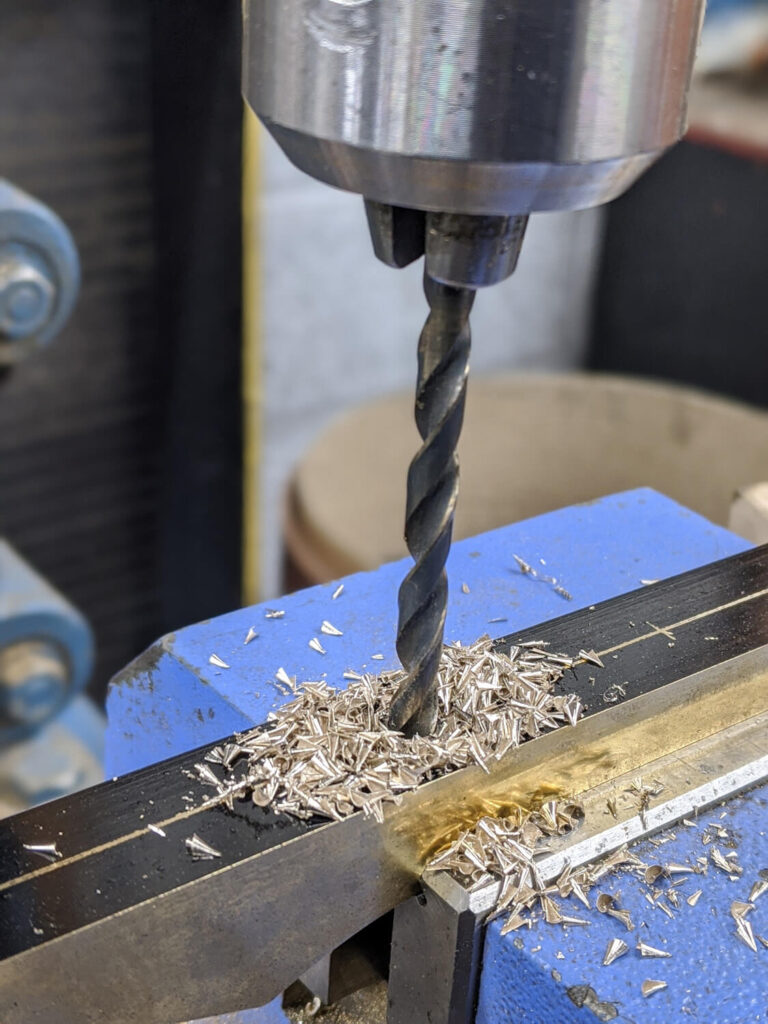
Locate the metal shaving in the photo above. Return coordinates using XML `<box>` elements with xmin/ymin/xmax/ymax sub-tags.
<box><xmin>602</xmin><ymin>684</ymin><xmax>626</xmax><ymax>705</ymax></box>
<box><xmin>579</xmin><ymin>649</ymin><xmax>604</xmax><ymax>668</ymax></box>
<box><xmin>666</xmin><ymin>861</ymin><xmax>694</xmax><ymax>875</ymax></box>
<box><xmin>197</xmin><ymin>637</ymin><xmax>583</xmax><ymax>829</ymax></box>
<box><xmin>147</xmin><ymin>823</ymin><xmax>166</xmax><ymax>838</ymax></box>
<box><xmin>730</xmin><ymin>900</ymin><xmax>754</xmax><ymax>921</ymax></box>
<box><xmin>308</xmin><ymin>637</ymin><xmax>327</xmax><ymax>654</ymax></box>
<box><xmin>425</xmin><ymin>804</ymin><xmax>644</xmax><ymax>936</ymax></box>
<box><xmin>276</xmin><ymin>667</ymin><xmax>294</xmax><ymax>688</ymax></box>
<box><xmin>637</xmin><ymin>941</ymin><xmax>671</xmax><ymax>959</ymax></box>
<box><xmin>23</xmin><ymin>842</ymin><xmax>62</xmax><ymax>862</ymax></box>
<box><xmin>244</xmin><ymin>627</ymin><xmax>258</xmax><ymax>645</ymax></box>
<box><xmin>209</xmin><ymin>654</ymin><xmax>230</xmax><ymax>669</ymax></box>
<box><xmin>642</xmin><ymin>979</ymin><xmax>667</xmax><ymax>998</ymax></box>
<box><xmin>332</xmin><ymin>584</ymin><xmax>344</xmax><ymax>600</ymax></box>
<box><xmin>321</xmin><ymin>621</ymin><xmax>343</xmax><ymax>637</ymax></box>
<box><xmin>711</xmin><ymin>847</ymin><xmax>743</xmax><ymax>876</ymax></box>
<box><xmin>644</xmin><ymin>865</ymin><xmax>665</xmax><ymax>884</ymax></box>
<box><xmin>596</xmin><ymin>894</ymin><xmax>635</xmax><ymax>931</ymax></box>
<box><xmin>185</xmin><ymin>834</ymin><xmax>221</xmax><ymax>861</ymax></box>
<box><xmin>512</xmin><ymin>555</ymin><xmax>572</xmax><ymax>601</ymax></box>
<box><xmin>265</xmin><ymin>609</ymin><xmax>285</xmax><ymax>619</ymax></box>
<box><xmin>603</xmin><ymin>938</ymin><xmax>629</xmax><ymax>966</ymax></box>
<box><xmin>735</xmin><ymin>916</ymin><xmax>758</xmax><ymax>952</ymax></box>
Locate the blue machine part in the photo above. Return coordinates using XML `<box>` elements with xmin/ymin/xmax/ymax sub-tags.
<box><xmin>107</xmin><ymin>488</ymin><xmax>766</xmax><ymax>1023</ymax></box>
<box><xmin>0</xmin><ymin>539</ymin><xmax>93</xmax><ymax>746</ymax></box>
<box><xmin>0</xmin><ymin>178</ymin><xmax>80</xmax><ymax>364</ymax></box>
<box><xmin>707</xmin><ymin>0</ymin><xmax>768</xmax><ymax>17</ymax></box>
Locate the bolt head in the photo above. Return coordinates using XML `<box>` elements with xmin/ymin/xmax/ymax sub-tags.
<box><xmin>7</xmin><ymin>669</ymin><xmax>66</xmax><ymax>725</ymax></box>
<box><xmin>0</xmin><ymin>247</ymin><xmax>56</xmax><ymax>340</ymax></box>
<box><xmin>0</xmin><ymin>641</ymin><xmax>69</xmax><ymax>728</ymax></box>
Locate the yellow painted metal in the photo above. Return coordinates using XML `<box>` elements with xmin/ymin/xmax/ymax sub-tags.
<box><xmin>242</xmin><ymin>107</ymin><xmax>262</xmax><ymax>605</ymax></box>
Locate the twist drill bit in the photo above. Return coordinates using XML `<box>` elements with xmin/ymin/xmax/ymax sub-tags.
<box><xmin>389</xmin><ymin>273</ymin><xmax>476</xmax><ymax>736</ymax></box>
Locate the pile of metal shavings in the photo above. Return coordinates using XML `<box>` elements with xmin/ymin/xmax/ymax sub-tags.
<box><xmin>186</xmin><ymin>636</ymin><xmax>584</xmax><ymax>828</ymax></box>
<box><xmin>425</xmin><ymin>802</ymin><xmax>642</xmax><ymax>935</ymax></box>
<box><xmin>426</xmin><ymin>790</ymin><xmax>768</xmax><ymax>966</ymax></box>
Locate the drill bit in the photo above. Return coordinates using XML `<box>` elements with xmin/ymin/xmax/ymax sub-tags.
<box><xmin>389</xmin><ymin>273</ymin><xmax>475</xmax><ymax>736</ymax></box>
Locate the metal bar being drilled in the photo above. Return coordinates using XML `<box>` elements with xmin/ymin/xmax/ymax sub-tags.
<box><xmin>389</xmin><ymin>275</ymin><xmax>475</xmax><ymax>736</ymax></box>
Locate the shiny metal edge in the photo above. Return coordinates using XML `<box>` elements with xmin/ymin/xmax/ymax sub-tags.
<box><xmin>259</xmin><ymin>123</ymin><xmax>660</xmax><ymax>215</ymax></box>
<box><xmin>431</xmin><ymin>707</ymin><xmax>768</xmax><ymax>917</ymax></box>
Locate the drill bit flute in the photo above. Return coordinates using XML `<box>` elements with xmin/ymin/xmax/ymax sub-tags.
<box><xmin>364</xmin><ymin>209</ymin><xmax>529</xmax><ymax>736</ymax></box>
<box><xmin>388</xmin><ymin>276</ymin><xmax>475</xmax><ymax>735</ymax></box>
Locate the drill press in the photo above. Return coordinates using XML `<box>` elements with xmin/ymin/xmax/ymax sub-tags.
<box><xmin>5</xmin><ymin>7</ymin><xmax>744</xmax><ymax>1024</ymax></box>
<box><xmin>243</xmin><ymin>0</ymin><xmax>706</xmax><ymax>736</ymax></box>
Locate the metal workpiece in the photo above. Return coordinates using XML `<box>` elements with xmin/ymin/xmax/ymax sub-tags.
<box><xmin>388</xmin><ymin>876</ymin><xmax>486</xmax><ymax>1024</ymax></box>
<box><xmin>244</xmin><ymin>0</ymin><xmax>705</xmax><ymax>216</ymax></box>
<box><xmin>0</xmin><ymin>179</ymin><xmax>80</xmax><ymax>364</ymax></box>
<box><xmin>4</xmin><ymin>543</ymin><xmax>768</xmax><ymax>1023</ymax></box>
<box><xmin>389</xmin><ymin>276</ymin><xmax>474</xmax><ymax>735</ymax></box>
<box><xmin>0</xmin><ymin>539</ymin><xmax>92</xmax><ymax>744</ymax></box>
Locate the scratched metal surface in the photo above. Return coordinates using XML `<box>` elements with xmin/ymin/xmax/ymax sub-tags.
<box><xmin>106</xmin><ymin>487</ymin><xmax>762</xmax><ymax>1023</ymax></box>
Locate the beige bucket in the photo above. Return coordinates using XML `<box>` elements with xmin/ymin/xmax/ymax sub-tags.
<box><xmin>283</xmin><ymin>373</ymin><xmax>768</xmax><ymax>589</ymax></box>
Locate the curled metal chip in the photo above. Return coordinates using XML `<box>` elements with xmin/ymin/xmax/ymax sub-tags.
<box><xmin>23</xmin><ymin>843</ymin><xmax>61</xmax><ymax>863</ymax></box>
<box><xmin>185</xmin><ymin>834</ymin><xmax>222</xmax><ymax>861</ymax></box>
<box><xmin>637</xmin><ymin>942</ymin><xmax>671</xmax><ymax>959</ymax></box>
<box><xmin>642</xmin><ymin>980</ymin><xmax>668</xmax><ymax>998</ymax></box>
<box><xmin>320</xmin><ymin>621</ymin><xmax>343</xmax><ymax>636</ymax></box>
<box><xmin>603</xmin><ymin>938</ymin><xmax>629</xmax><ymax>966</ymax></box>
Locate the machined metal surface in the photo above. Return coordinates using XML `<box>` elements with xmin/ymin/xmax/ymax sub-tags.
<box><xmin>243</xmin><ymin>0</ymin><xmax>705</xmax><ymax>216</ymax></box>
<box><xmin>424</xmin><ymin>213</ymin><xmax>528</xmax><ymax>290</ymax></box>
<box><xmin>2</xmin><ymin>544</ymin><xmax>768</xmax><ymax>1022</ymax></box>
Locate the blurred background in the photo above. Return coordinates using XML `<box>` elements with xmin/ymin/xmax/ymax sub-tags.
<box><xmin>1</xmin><ymin>0</ymin><xmax>767</xmax><ymax>808</ymax></box>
